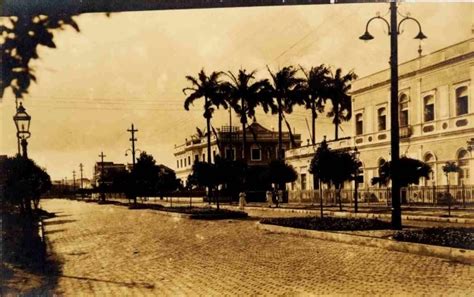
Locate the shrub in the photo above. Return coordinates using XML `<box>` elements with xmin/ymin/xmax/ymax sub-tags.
<box><xmin>260</xmin><ymin>216</ymin><xmax>391</xmax><ymax>231</ymax></box>
<box><xmin>393</xmin><ymin>228</ymin><xmax>474</xmax><ymax>250</ymax></box>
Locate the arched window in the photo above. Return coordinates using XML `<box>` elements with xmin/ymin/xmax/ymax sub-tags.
<box><xmin>456</xmin><ymin>86</ymin><xmax>468</xmax><ymax>116</ymax></box>
<box><xmin>424</xmin><ymin>153</ymin><xmax>435</xmax><ymax>185</ymax></box>
<box><xmin>399</xmin><ymin>94</ymin><xmax>409</xmax><ymax>127</ymax></box>
<box><xmin>423</xmin><ymin>95</ymin><xmax>435</xmax><ymax>122</ymax></box>
<box><xmin>458</xmin><ymin>149</ymin><xmax>469</xmax><ymax>185</ymax></box>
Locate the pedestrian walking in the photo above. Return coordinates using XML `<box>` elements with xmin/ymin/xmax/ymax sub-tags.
<box><xmin>266</xmin><ymin>190</ymin><xmax>273</xmax><ymax>208</ymax></box>
<box><xmin>277</xmin><ymin>189</ymin><xmax>283</xmax><ymax>207</ymax></box>
<box><xmin>238</xmin><ymin>192</ymin><xmax>247</xmax><ymax>210</ymax></box>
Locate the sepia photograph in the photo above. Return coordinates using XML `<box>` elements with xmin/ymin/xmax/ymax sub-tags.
<box><xmin>1</xmin><ymin>0</ymin><xmax>473</xmax><ymax>295</ymax></box>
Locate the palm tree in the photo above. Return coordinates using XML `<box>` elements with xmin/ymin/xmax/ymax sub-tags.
<box><xmin>183</xmin><ymin>69</ymin><xmax>227</xmax><ymax>164</ymax></box>
<box><xmin>326</xmin><ymin>68</ymin><xmax>357</xmax><ymax>140</ymax></box>
<box><xmin>300</xmin><ymin>65</ymin><xmax>331</xmax><ymax>145</ymax></box>
<box><xmin>265</xmin><ymin>66</ymin><xmax>304</xmax><ymax>160</ymax></box>
<box><xmin>222</xmin><ymin>69</ymin><xmax>272</xmax><ymax>160</ymax></box>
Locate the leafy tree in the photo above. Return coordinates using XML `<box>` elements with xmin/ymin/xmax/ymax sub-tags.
<box><xmin>442</xmin><ymin>161</ymin><xmax>460</xmax><ymax>216</ymax></box>
<box><xmin>1</xmin><ymin>156</ymin><xmax>51</xmax><ymax>215</ymax></box>
<box><xmin>188</xmin><ymin>160</ymin><xmax>220</xmax><ymax>208</ymax></box>
<box><xmin>188</xmin><ymin>156</ymin><xmax>248</xmax><ymax>208</ymax></box>
<box><xmin>1</xmin><ymin>14</ymin><xmax>80</xmax><ymax>99</ymax></box>
<box><xmin>221</xmin><ymin>69</ymin><xmax>272</xmax><ymax>159</ymax></box>
<box><xmin>156</xmin><ymin>166</ymin><xmax>180</xmax><ymax>198</ymax></box>
<box><xmin>310</xmin><ymin>141</ymin><xmax>361</xmax><ymax>211</ymax></box>
<box><xmin>183</xmin><ymin>69</ymin><xmax>228</xmax><ymax>164</ymax></box>
<box><xmin>130</xmin><ymin>152</ymin><xmax>159</xmax><ymax>203</ymax></box>
<box><xmin>372</xmin><ymin>157</ymin><xmax>432</xmax><ymax>203</ymax></box>
<box><xmin>326</xmin><ymin>68</ymin><xmax>357</xmax><ymax>140</ymax></box>
<box><xmin>300</xmin><ymin>65</ymin><xmax>331</xmax><ymax>145</ymax></box>
<box><xmin>265</xmin><ymin>66</ymin><xmax>304</xmax><ymax>159</ymax></box>
<box><xmin>262</xmin><ymin>160</ymin><xmax>297</xmax><ymax>186</ymax></box>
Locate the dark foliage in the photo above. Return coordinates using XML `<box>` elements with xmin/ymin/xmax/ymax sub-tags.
<box><xmin>1</xmin><ymin>14</ymin><xmax>80</xmax><ymax>98</ymax></box>
<box><xmin>163</xmin><ymin>207</ymin><xmax>248</xmax><ymax>219</ymax></box>
<box><xmin>261</xmin><ymin>216</ymin><xmax>391</xmax><ymax>231</ymax></box>
<box><xmin>261</xmin><ymin>160</ymin><xmax>298</xmax><ymax>185</ymax></box>
<box><xmin>393</xmin><ymin>228</ymin><xmax>474</xmax><ymax>250</ymax></box>
<box><xmin>371</xmin><ymin>157</ymin><xmax>432</xmax><ymax>188</ymax></box>
<box><xmin>1</xmin><ymin>156</ymin><xmax>52</xmax><ymax>214</ymax></box>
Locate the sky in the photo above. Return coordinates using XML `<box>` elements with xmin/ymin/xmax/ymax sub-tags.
<box><xmin>0</xmin><ymin>2</ymin><xmax>472</xmax><ymax>180</ymax></box>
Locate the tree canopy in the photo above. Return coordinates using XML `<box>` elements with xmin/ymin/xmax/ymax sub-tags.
<box><xmin>1</xmin><ymin>14</ymin><xmax>80</xmax><ymax>99</ymax></box>
<box><xmin>1</xmin><ymin>156</ymin><xmax>52</xmax><ymax>214</ymax></box>
<box><xmin>371</xmin><ymin>157</ymin><xmax>432</xmax><ymax>188</ymax></box>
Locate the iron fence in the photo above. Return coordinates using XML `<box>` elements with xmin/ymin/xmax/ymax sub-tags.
<box><xmin>288</xmin><ymin>185</ymin><xmax>474</xmax><ymax>207</ymax></box>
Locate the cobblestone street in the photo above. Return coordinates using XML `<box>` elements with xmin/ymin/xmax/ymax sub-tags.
<box><xmin>41</xmin><ymin>199</ymin><xmax>473</xmax><ymax>296</ymax></box>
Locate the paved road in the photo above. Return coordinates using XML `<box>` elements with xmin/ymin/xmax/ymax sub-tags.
<box><xmin>41</xmin><ymin>199</ymin><xmax>473</xmax><ymax>296</ymax></box>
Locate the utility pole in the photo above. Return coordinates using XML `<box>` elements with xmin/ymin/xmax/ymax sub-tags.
<box><xmin>99</xmin><ymin>152</ymin><xmax>106</xmax><ymax>202</ymax></box>
<box><xmin>79</xmin><ymin>163</ymin><xmax>84</xmax><ymax>199</ymax></box>
<box><xmin>73</xmin><ymin>170</ymin><xmax>76</xmax><ymax>194</ymax></box>
<box><xmin>127</xmin><ymin>124</ymin><xmax>138</xmax><ymax>167</ymax></box>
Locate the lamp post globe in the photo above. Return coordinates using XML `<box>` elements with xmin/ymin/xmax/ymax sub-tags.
<box><xmin>13</xmin><ymin>102</ymin><xmax>31</xmax><ymax>158</ymax></box>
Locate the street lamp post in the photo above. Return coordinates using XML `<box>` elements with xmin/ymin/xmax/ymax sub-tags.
<box><xmin>353</xmin><ymin>147</ymin><xmax>361</xmax><ymax>213</ymax></box>
<box><xmin>13</xmin><ymin>102</ymin><xmax>32</xmax><ymax>159</ymax></box>
<box><xmin>360</xmin><ymin>2</ymin><xmax>426</xmax><ymax>230</ymax></box>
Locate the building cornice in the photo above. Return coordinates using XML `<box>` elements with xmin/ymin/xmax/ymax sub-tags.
<box><xmin>352</xmin><ymin>50</ymin><xmax>474</xmax><ymax>96</ymax></box>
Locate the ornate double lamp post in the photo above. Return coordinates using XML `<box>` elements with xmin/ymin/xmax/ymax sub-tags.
<box><xmin>359</xmin><ymin>2</ymin><xmax>426</xmax><ymax>230</ymax></box>
<box><xmin>13</xmin><ymin>102</ymin><xmax>32</xmax><ymax>159</ymax></box>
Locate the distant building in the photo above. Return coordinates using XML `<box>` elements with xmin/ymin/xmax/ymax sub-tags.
<box><xmin>92</xmin><ymin>162</ymin><xmax>127</xmax><ymax>187</ymax></box>
<box><xmin>286</xmin><ymin>38</ymin><xmax>474</xmax><ymax>203</ymax></box>
<box><xmin>174</xmin><ymin>121</ymin><xmax>301</xmax><ymax>185</ymax></box>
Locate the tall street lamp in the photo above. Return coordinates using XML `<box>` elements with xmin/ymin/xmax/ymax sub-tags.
<box><xmin>13</xmin><ymin>102</ymin><xmax>32</xmax><ymax>159</ymax></box>
<box><xmin>352</xmin><ymin>147</ymin><xmax>361</xmax><ymax>213</ymax></box>
<box><xmin>360</xmin><ymin>2</ymin><xmax>427</xmax><ymax>230</ymax></box>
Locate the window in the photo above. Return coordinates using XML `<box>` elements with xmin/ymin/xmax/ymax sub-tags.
<box><xmin>188</xmin><ymin>156</ymin><xmax>191</xmax><ymax>166</ymax></box>
<box><xmin>424</xmin><ymin>95</ymin><xmax>435</xmax><ymax>122</ymax></box>
<box><xmin>424</xmin><ymin>153</ymin><xmax>435</xmax><ymax>185</ymax></box>
<box><xmin>355</xmin><ymin>113</ymin><xmax>363</xmax><ymax>135</ymax></box>
<box><xmin>184</xmin><ymin>158</ymin><xmax>186</xmax><ymax>167</ymax></box>
<box><xmin>377</xmin><ymin>108</ymin><xmax>386</xmax><ymax>131</ymax></box>
<box><xmin>213</xmin><ymin>150</ymin><xmax>216</xmax><ymax>162</ymax></box>
<box><xmin>458</xmin><ymin>149</ymin><xmax>469</xmax><ymax>185</ymax></box>
<box><xmin>399</xmin><ymin>94</ymin><xmax>409</xmax><ymax>127</ymax></box>
<box><xmin>180</xmin><ymin>159</ymin><xmax>183</xmax><ymax>168</ymax></box>
<box><xmin>251</xmin><ymin>148</ymin><xmax>261</xmax><ymax>161</ymax></box>
<box><xmin>195</xmin><ymin>154</ymin><xmax>199</xmax><ymax>162</ymax></box>
<box><xmin>202</xmin><ymin>153</ymin><xmax>205</xmax><ymax>162</ymax></box>
<box><xmin>177</xmin><ymin>160</ymin><xmax>179</xmax><ymax>168</ymax></box>
<box><xmin>456</xmin><ymin>86</ymin><xmax>468</xmax><ymax>116</ymax></box>
<box><xmin>225</xmin><ymin>148</ymin><xmax>235</xmax><ymax>160</ymax></box>
<box><xmin>301</xmin><ymin>174</ymin><xmax>307</xmax><ymax>190</ymax></box>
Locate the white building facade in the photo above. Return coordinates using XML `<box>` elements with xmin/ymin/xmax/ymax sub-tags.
<box><xmin>286</xmin><ymin>38</ymin><xmax>474</xmax><ymax>204</ymax></box>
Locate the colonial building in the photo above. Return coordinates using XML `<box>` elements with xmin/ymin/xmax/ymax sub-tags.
<box><xmin>174</xmin><ymin>121</ymin><xmax>301</xmax><ymax>185</ymax></box>
<box><xmin>286</xmin><ymin>38</ymin><xmax>474</xmax><ymax>204</ymax></box>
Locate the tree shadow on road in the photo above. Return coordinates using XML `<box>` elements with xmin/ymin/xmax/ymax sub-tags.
<box><xmin>56</xmin><ymin>274</ymin><xmax>156</xmax><ymax>289</ymax></box>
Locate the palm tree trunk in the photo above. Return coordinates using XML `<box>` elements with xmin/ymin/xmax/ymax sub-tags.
<box><xmin>205</xmin><ymin>97</ymin><xmax>212</xmax><ymax>205</ymax></box>
<box><xmin>242</xmin><ymin>97</ymin><xmax>247</xmax><ymax>160</ymax></box>
<box><xmin>334</xmin><ymin>104</ymin><xmax>339</xmax><ymax>140</ymax></box>
<box><xmin>278</xmin><ymin>97</ymin><xmax>283</xmax><ymax>160</ymax></box>
<box><xmin>311</xmin><ymin>102</ymin><xmax>316</xmax><ymax>145</ymax></box>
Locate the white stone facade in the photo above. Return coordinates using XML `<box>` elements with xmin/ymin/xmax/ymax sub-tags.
<box><xmin>286</xmin><ymin>38</ymin><xmax>474</xmax><ymax>203</ymax></box>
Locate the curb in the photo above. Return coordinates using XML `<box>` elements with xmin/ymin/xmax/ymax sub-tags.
<box><xmin>235</xmin><ymin>205</ymin><xmax>474</xmax><ymax>224</ymax></box>
<box><xmin>151</xmin><ymin>210</ymin><xmax>193</xmax><ymax>219</ymax></box>
<box><xmin>256</xmin><ymin>222</ymin><xmax>474</xmax><ymax>265</ymax></box>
